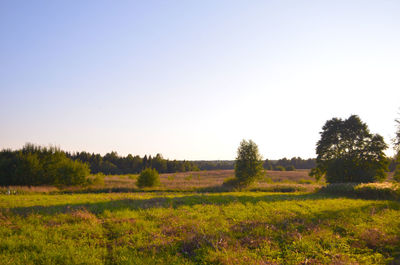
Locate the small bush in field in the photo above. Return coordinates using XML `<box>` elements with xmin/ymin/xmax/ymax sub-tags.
<box><xmin>274</xmin><ymin>165</ymin><xmax>286</xmax><ymax>171</ymax></box>
<box><xmin>55</xmin><ymin>159</ymin><xmax>90</xmax><ymax>186</ymax></box>
<box><xmin>136</xmin><ymin>168</ymin><xmax>160</xmax><ymax>188</ymax></box>
<box><xmin>87</xmin><ymin>173</ymin><xmax>105</xmax><ymax>186</ymax></box>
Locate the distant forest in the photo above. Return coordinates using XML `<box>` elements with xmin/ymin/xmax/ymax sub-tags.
<box><xmin>67</xmin><ymin>151</ymin><xmax>319</xmax><ymax>174</ymax></box>
<box><xmin>264</xmin><ymin>157</ymin><xmax>316</xmax><ymax>171</ymax></box>
<box><xmin>67</xmin><ymin>152</ymin><xmax>199</xmax><ymax>174</ymax></box>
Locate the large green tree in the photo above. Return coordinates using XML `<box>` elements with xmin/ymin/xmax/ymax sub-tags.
<box><xmin>310</xmin><ymin>115</ymin><xmax>388</xmax><ymax>183</ymax></box>
<box><xmin>234</xmin><ymin>139</ymin><xmax>264</xmax><ymax>187</ymax></box>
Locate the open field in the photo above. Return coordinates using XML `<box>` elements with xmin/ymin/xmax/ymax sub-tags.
<box><xmin>92</xmin><ymin>169</ymin><xmax>319</xmax><ymax>192</ymax></box>
<box><xmin>0</xmin><ymin>170</ymin><xmax>399</xmax><ymax>264</ymax></box>
<box><xmin>1</xmin><ymin>191</ymin><xmax>400</xmax><ymax>264</ymax></box>
<box><xmin>1</xmin><ymin>169</ymin><xmax>395</xmax><ymax>195</ymax></box>
<box><xmin>103</xmin><ymin>170</ymin><xmax>394</xmax><ymax>191</ymax></box>
<box><xmin>0</xmin><ymin>169</ymin><xmax>320</xmax><ymax>194</ymax></box>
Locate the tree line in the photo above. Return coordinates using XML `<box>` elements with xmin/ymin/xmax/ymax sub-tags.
<box><xmin>0</xmin><ymin>145</ymin><xmax>201</xmax><ymax>186</ymax></box>
<box><xmin>185</xmin><ymin>158</ymin><xmax>316</xmax><ymax>171</ymax></box>
<box><xmin>66</xmin><ymin>151</ymin><xmax>199</xmax><ymax>175</ymax></box>
<box><xmin>0</xmin><ymin>144</ymin><xmax>90</xmax><ymax>186</ymax></box>
<box><xmin>67</xmin><ymin>154</ymin><xmax>318</xmax><ymax>173</ymax></box>
<box><xmin>264</xmin><ymin>157</ymin><xmax>316</xmax><ymax>171</ymax></box>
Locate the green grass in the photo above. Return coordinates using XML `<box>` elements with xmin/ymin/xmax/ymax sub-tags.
<box><xmin>1</xmin><ymin>192</ymin><xmax>399</xmax><ymax>264</ymax></box>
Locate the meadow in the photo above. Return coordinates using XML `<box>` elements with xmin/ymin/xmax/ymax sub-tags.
<box><xmin>0</xmin><ymin>170</ymin><xmax>399</xmax><ymax>264</ymax></box>
<box><xmin>95</xmin><ymin>169</ymin><xmax>319</xmax><ymax>192</ymax></box>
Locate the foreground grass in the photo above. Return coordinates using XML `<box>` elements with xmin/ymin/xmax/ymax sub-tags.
<box><xmin>0</xmin><ymin>192</ymin><xmax>399</xmax><ymax>264</ymax></box>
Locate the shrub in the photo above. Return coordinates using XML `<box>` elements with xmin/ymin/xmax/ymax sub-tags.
<box><xmin>274</xmin><ymin>165</ymin><xmax>286</xmax><ymax>171</ymax></box>
<box><xmin>136</xmin><ymin>168</ymin><xmax>160</xmax><ymax>188</ymax></box>
<box><xmin>87</xmin><ymin>174</ymin><xmax>105</xmax><ymax>186</ymax></box>
<box><xmin>55</xmin><ymin>159</ymin><xmax>90</xmax><ymax>186</ymax></box>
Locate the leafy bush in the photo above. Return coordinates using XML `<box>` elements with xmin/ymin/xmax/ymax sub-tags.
<box><xmin>87</xmin><ymin>173</ymin><xmax>105</xmax><ymax>186</ymax></box>
<box><xmin>55</xmin><ymin>159</ymin><xmax>90</xmax><ymax>186</ymax></box>
<box><xmin>274</xmin><ymin>165</ymin><xmax>286</xmax><ymax>171</ymax></box>
<box><xmin>136</xmin><ymin>168</ymin><xmax>160</xmax><ymax>188</ymax></box>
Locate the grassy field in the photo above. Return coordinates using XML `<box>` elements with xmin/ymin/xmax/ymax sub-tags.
<box><xmin>1</xmin><ymin>191</ymin><xmax>400</xmax><ymax>264</ymax></box>
<box><xmin>0</xmin><ymin>169</ymin><xmax>320</xmax><ymax>194</ymax></box>
<box><xmin>84</xmin><ymin>169</ymin><xmax>320</xmax><ymax>193</ymax></box>
<box><xmin>0</xmin><ymin>170</ymin><xmax>399</xmax><ymax>264</ymax></box>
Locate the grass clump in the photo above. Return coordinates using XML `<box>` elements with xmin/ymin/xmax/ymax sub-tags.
<box><xmin>136</xmin><ymin>168</ymin><xmax>160</xmax><ymax>188</ymax></box>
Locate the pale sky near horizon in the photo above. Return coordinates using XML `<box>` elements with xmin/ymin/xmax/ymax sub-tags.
<box><xmin>1</xmin><ymin>1</ymin><xmax>400</xmax><ymax>160</ymax></box>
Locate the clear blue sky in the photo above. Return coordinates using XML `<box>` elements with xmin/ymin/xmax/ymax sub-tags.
<box><xmin>1</xmin><ymin>1</ymin><xmax>400</xmax><ymax>160</ymax></box>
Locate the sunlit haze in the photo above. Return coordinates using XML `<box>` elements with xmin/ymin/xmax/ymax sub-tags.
<box><xmin>1</xmin><ymin>1</ymin><xmax>399</xmax><ymax>160</ymax></box>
